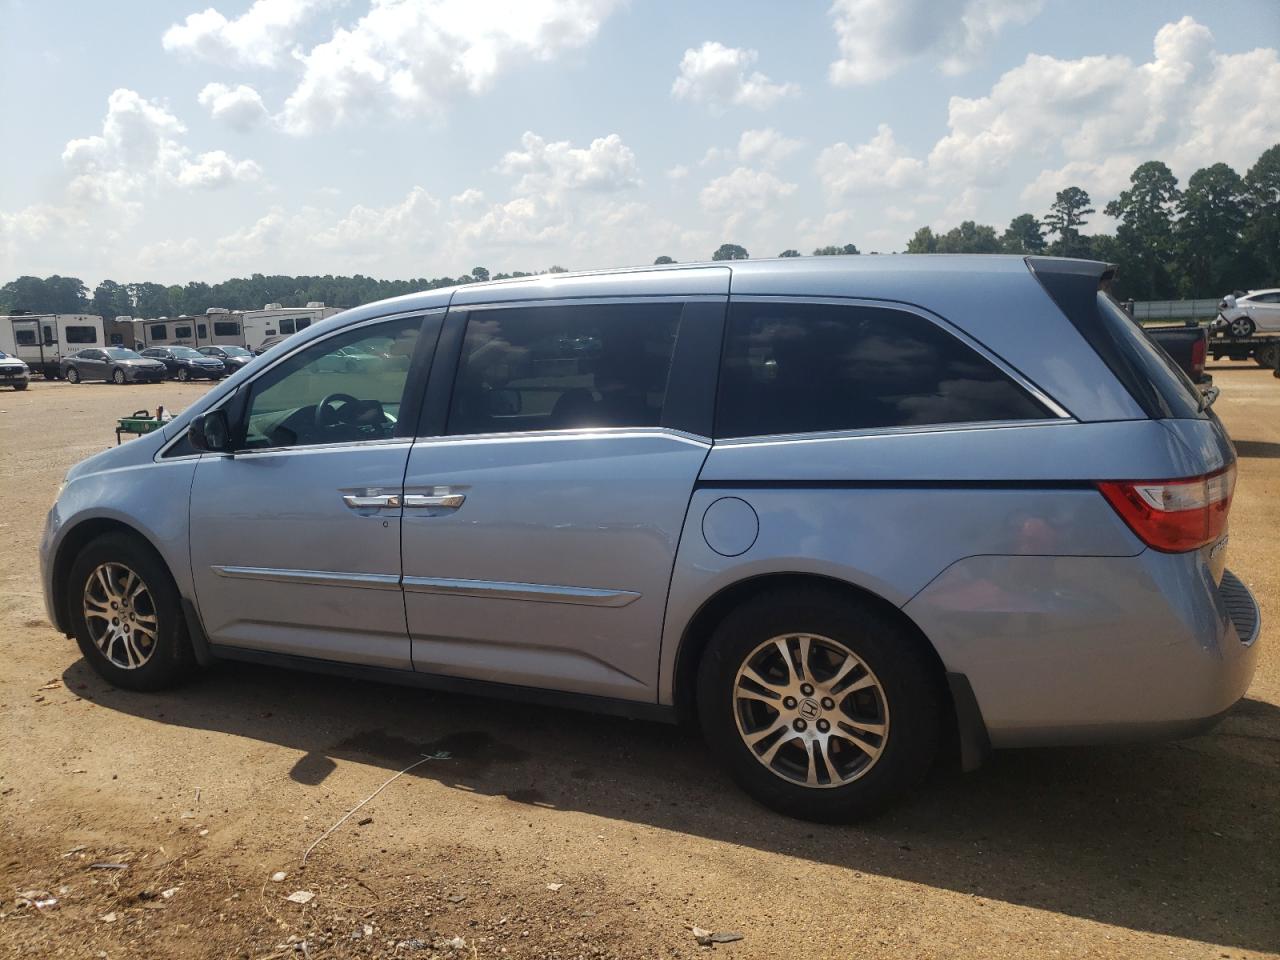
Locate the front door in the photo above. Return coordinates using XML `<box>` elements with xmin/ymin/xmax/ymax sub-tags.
<box><xmin>401</xmin><ymin>297</ymin><xmax>723</xmax><ymax>701</ymax></box>
<box><xmin>189</xmin><ymin>312</ymin><xmax>438</xmax><ymax>669</ymax></box>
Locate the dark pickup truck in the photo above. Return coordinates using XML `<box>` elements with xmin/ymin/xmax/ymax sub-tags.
<box><xmin>1143</xmin><ymin>322</ymin><xmax>1211</xmax><ymax>388</ymax></box>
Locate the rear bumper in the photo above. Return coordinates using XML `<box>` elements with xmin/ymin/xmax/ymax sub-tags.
<box><xmin>905</xmin><ymin>555</ymin><xmax>1261</xmax><ymax>748</ymax></box>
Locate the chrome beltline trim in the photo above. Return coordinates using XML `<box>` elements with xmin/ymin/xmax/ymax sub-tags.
<box><xmin>402</xmin><ymin>576</ymin><xmax>641</xmax><ymax>607</ymax></box>
<box><xmin>211</xmin><ymin>565</ymin><xmax>401</xmax><ymax>591</ymax></box>
<box><xmin>210</xmin><ymin>565</ymin><xmax>640</xmax><ymax>606</ymax></box>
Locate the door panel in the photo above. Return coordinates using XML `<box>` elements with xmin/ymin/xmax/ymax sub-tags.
<box><xmin>188</xmin><ymin>311</ymin><xmax>439</xmax><ymax>669</ymax></box>
<box><xmin>401</xmin><ymin>431</ymin><xmax>709</xmax><ymax>697</ymax></box>
<box><xmin>190</xmin><ymin>442</ymin><xmax>413</xmax><ymax>667</ymax></box>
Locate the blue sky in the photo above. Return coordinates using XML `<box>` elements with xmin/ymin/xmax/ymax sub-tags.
<box><xmin>2</xmin><ymin>0</ymin><xmax>1277</xmax><ymax>285</ymax></box>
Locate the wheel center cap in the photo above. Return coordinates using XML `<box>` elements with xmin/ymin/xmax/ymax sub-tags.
<box><xmin>797</xmin><ymin>697</ymin><xmax>822</xmax><ymax>721</ymax></box>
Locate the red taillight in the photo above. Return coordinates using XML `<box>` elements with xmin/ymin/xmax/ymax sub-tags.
<box><xmin>1191</xmin><ymin>338</ymin><xmax>1206</xmax><ymax>378</ymax></box>
<box><xmin>1098</xmin><ymin>463</ymin><xmax>1236</xmax><ymax>552</ymax></box>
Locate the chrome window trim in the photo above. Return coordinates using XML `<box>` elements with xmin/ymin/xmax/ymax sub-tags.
<box><xmin>712</xmin><ymin>417</ymin><xmax>1075</xmax><ymax>448</ymax></box>
<box><xmin>727</xmin><ymin>294</ymin><xmax>1072</xmax><ymax>420</ymax></box>
<box><xmin>401</xmin><ymin>576</ymin><xmax>640</xmax><ymax>607</ymax></box>
<box><xmin>154</xmin><ymin>306</ymin><xmax>442</xmax><ymax>462</ymax></box>
<box><xmin>411</xmin><ymin>425</ymin><xmax>711</xmax><ymax>449</ymax></box>
<box><xmin>460</xmin><ymin>294</ymin><xmax>726</xmax><ymax>312</ymax></box>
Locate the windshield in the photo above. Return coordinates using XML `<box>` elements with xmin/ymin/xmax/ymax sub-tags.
<box><xmin>171</xmin><ymin>347</ymin><xmax>203</xmax><ymax>359</ymax></box>
<box><xmin>105</xmin><ymin>348</ymin><xmax>142</xmax><ymax>360</ymax></box>
<box><xmin>0</xmin><ymin>350</ymin><xmax>9</xmax><ymax>359</ymax></box>
<box><xmin>221</xmin><ymin>346</ymin><xmax>251</xmax><ymax>357</ymax></box>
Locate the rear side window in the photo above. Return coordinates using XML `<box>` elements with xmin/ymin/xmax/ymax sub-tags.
<box><xmin>446</xmin><ymin>302</ymin><xmax>682</xmax><ymax>436</ymax></box>
<box><xmin>1093</xmin><ymin>293</ymin><xmax>1203</xmax><ymax>419</ymax></box>
<box><xmin>716</xmin><ymin>301</ymin><xmax>1050</xmax><ymax>439</ymax></box>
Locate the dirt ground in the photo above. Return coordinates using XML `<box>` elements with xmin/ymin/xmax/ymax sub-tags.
<box><xmin>1</xmin><ymin>365</ymin><xmax>1278</xmax><ymax>960</ymax></box>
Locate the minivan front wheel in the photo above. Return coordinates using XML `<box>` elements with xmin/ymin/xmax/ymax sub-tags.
<box><xmin>697</xmin><ymin>588</ymin><xmax>941</xmax><ymax>821</ymax></box>
<box><xmin>67</xmin><ymin>533</ymin><xmax>196</xmax><ymax>690</ymax></box>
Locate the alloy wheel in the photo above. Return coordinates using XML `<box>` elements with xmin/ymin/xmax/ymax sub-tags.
<box><xmin>67</xmin><ymin>367</ymin><xmax>80</xmax><ymax>383</ymax></box>
<box><xmin>1230</xmin><ymin>317</ymin><xmax>1254</xmax><ymax>337</ymax></box>
<box><xmin>733</xmin><ymin>633</ymin><xmax>889</xmax><ymax>788</ymax></box>
<box><xmin>113</xmin><ymin>369</ymin><xmax>125</xmax><ymax>384</ymax></box>
<box><xmin>177</xmin><ymin>367</ymin><xmax>190</xmax><ymax>381</ymax></box>
<box><xmin>82</xmin><ymin>562</ymin><xmax>158</xmax><ymax>669</ymax></box>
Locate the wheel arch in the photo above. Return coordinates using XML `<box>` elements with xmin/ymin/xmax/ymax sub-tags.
<box><xmin>670</xmin><ymin>571</ymin><xmax>986</xmax><ymax>768</ymax></box>
<box><xmin>50</xmin><ymin>517</ymin><xmax>171</xmax><ymax>635</ymax></box>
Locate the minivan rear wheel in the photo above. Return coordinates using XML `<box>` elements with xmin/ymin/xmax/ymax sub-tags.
<box><xmin>697</xmin><ymin>588</ymin><xmax>941</xmax><ymax>821</ymax></box>
<box><xmin>67</xmin><ymin>533</ymin><xmax>197</xmax><ymax>691</ymax></box>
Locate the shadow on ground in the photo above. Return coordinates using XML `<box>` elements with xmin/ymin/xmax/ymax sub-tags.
<box><xmin>65</xmin><ymin>657</ymin><xmax>1280</xmax><ymax>952</ymax></box>
<box><xmin>1234</xmin><ymin>439</ymin><xmax>1280</xmax><ymax>460</ymax></box>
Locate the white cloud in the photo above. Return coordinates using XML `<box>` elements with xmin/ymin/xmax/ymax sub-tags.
<box><xmin>163</xmin><ymin>0</ymin><xmax>326</xmax><ymax>68</ymax></box>
<box><xmin>828</xmin><ymin>0</ymin><xmax>1044</xmax><ymax>85</ymax></box>
<box><xmin>816</xmin><ymin>124</ymin><xmax>924</xmax><ymax>196</ymax></box>
<box><xmin>736</xmin><ymin>128</ymin><xmax>802</xmax><ymax>167</ymax></box>
<box><xmin>672</xmin><ymin>41</ymin><xmax>798</xmax><ymax>111</ymax></box>
<box><xmin>928</xmin><ymin>16</ymin><xmax>1280</xmax><ymax>186</ymax></box>
<box><xmin>499</xmin><ymin>131</ymin><xmax>640</xmax><ymax>197</ymax></box>
<box><xmin>60</xmin><ymin>89</ymin><xmax>260</xmax><ymax>209</ymax></box>
<box><xmin>197</xmin><ymin>83</ymin><xmax>269</xmax><ymax>131</ymax></box>
<box><xmin>665</xmin><ymin>164</ymin><xmax>690</xmax><ymax>181</ymax></box>
<box><xmin>278</xmin><ymin>0</ymin><xmax>619</xmax><ymax>134</ymax></box>
<box><xmin>699</xmin><ymin>167</ymin><xmax>797</xmax><ymax>214</ymax></box>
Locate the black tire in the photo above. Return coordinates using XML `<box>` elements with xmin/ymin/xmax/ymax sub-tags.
<box><xmin>66</xmin><ymin>533</ymin><xmax>198</xmax><ymax>691</ymax></box>
<box><xmin>1229</xmin><ymin>317</ymin><xmax>1256</xmax><ymax>338</ymax></box>
<box><xmin>112</xmin><ymin>368</ymin><xmax>126</xmax><ymax>385</ymax></box>
<box><xmin>14</xmin><ymin>382</ymin><xmax>27</xmax><ymax>391</ymax></box>
<box><xmin>66</xmin><ymin>367</ymin><xmax>80</xmax><ymax>384</ymax></box>
<box><xmin>697</xmin><ymin>587</ymin><xmax>942</xmax><ymax>822</ymax></box>
<box><xmin>176</xmin><ymin>367</ymin><xmax>190</xmax><ymax>382</ymax></box>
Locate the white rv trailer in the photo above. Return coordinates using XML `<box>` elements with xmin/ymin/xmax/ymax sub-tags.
<box><xmin>239</xmin><ymin>302</ymin><xmax>342</xmax><ymax>352</ymax></box>
<box><xmin>0</xmin><ymin>314</ymin><xmax>134</xmax><ymax>378</ymax></box>
<box><xmin>135</xmin><ymin>308</ymin><xmax>247</xmax><ymax>350</ymax></box>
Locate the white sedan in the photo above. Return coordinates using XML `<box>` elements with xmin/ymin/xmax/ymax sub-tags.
<box><xmin>1217</xmin><ymin>289</ymin><xmax>1280</xmax><ymax>337</ymax></box>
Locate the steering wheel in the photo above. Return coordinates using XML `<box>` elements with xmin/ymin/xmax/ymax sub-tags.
<box><xmin>315</xmin><ymin>392</ymin><xmax>359</xmax><ymax>427</ymax></box>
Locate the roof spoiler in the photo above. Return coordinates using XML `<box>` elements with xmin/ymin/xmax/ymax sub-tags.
<box><xmin>1025</xmin><ymin>256</ymin><xmax>1116</xmax><ymax>291</ymax></box>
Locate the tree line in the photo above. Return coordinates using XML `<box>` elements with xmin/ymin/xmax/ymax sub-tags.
<box><xmin>4</xmin><ymin>146</ymin><xmax>1276</xmax><ymax>317</ymax></box>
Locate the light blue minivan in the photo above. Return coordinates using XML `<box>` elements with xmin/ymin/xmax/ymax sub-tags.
<box><xmin>40</xmin><ymin>256</ymin><xmax>1261</xmax><ymax>820</ymax></box>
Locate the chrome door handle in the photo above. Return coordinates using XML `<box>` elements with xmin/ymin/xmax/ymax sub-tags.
<box><xmin>342</xmin><ymin>493</ymin><xmax>401</xmax><ymax>509</ymax></box>
<box><xmin>403</xmin><ymin>493</ymin><xmax>465</xmax><ymax>509</ymax></box>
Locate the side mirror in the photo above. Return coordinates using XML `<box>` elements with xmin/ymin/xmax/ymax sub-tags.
<box><xmin>189</xmin><ymin>409</ymin><xmax>231</xmax><ymax>452</ymax></box>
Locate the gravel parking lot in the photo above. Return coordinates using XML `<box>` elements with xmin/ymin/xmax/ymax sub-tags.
<box><xmin>1</xmin><ymin>367</ymin><xmax>1277</xmax><ymax>959</ymax></box>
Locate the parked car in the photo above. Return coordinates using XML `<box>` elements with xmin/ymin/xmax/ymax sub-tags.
<box><xmin>198</xmin><ymin>344</ymin><xmax>255</xmax><ymax>373</ymax></box>
<box><xmin>40</xmin><ymin>256</ymin><xmax>1261</xmax><ymax>821</ymax></box>
<box><xmin>0</xmin><ymin>349</ymin><xmax>30</xmax><ymax>390</ymax></box>
<box><xmin>1215</xmin><ymin>288</ymin><xmax>1280</xmax><ymax>337</ymax></box>
<box><xmin>140</xmin><ymin>346</ymin><xmax>225</xmax><ymax>381</ymax></box>
<box><xmin>61</xmin><ymin>347</ymin><xmax>167</xmax><ymax>385</ymax></box>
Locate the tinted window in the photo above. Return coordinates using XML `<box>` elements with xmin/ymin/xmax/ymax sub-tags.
<box><xmin>1094</xmin><ymin>292</ymin><xmax>1203</xmax><ymax>419</ymax></box>
<box><xmin>197</xmin><ymin>323</ymin><xmax>208</xmax><ymax>338</ymax></box>
<box><xmin>174</xmin><ymin>325</ymin><xmax>193</xmax><ymax>338</ymax></box>
<box><xmin>446</xmin><ymin>302</ymin><xmax>682</xmax><ymax>436</ymax></box>
<box><xmin>280</xmin><ymin>318</ymin><xmax>296</xmax><ymax>334</ymax></box>
<box><xmin>15</xmin><ymin>329</ymin><xmax>36</xmax><ymax>345</ymax></box>
<box><xmin>150</xmin><ymin>324</ymin><xmax>167</xmax><ymax>340</ymax></box>
<box><xmin>66</xmin><ymin>325</ymin><xmax>97</xmax><ymax>344</ymax></box>
<box><xmin>43</xmin><ymin>325</ymin><xmax>55</xmax><ymax>345</ymax></box>
<box><xmin>213</xmin><ymin>321</ymin><xmax>240</xmax><ymax>336</ymax></box>
<box><xmin>242</xmin><ymin>316</ymin><xmax>422</xmax><ymax>450</ymax></box>
<box><xmin>716</xmin><ymin>301</ymin><xmax>1049</xmax><ymax>439</ymax></box>
<box><xmin>297</xmin><ymin>318</ymin><xmax>311</xmax><ymax>330</ymax></box>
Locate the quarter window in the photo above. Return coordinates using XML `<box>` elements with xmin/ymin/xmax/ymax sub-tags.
<box><xmin>240</xmin><ymin>316</ymin><xmax>423</xmax><ymax>450</ymax></box>
<box><xmin>446</xmin><ymin>302</ymin><xmax>682</xmax><ymax>436</ymax></box>
<box><xmin>715</xmin><ymin>301</ymin><xmax>1049</xmax><ymax>439</ymax></box>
